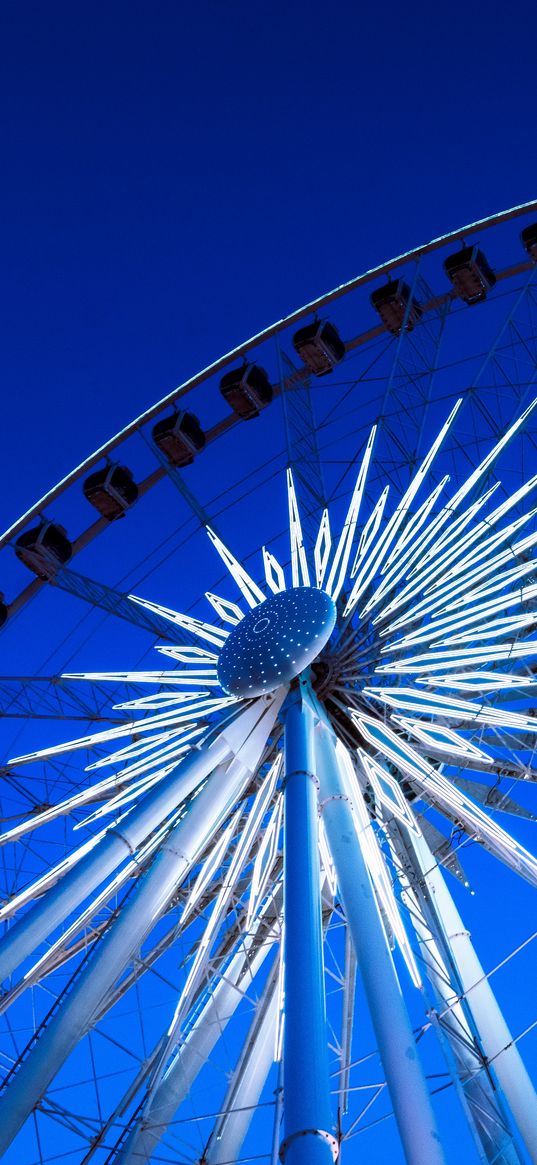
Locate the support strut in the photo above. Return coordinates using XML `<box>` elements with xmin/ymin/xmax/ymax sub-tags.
<box><xmin>314</xmin><ymin>716</ymin><xmax>446</xmax><ymax>1165</ymax></box>
<box><xmin>405</xmin><ymin>825</ymin><xmax>537</xmax><ymax>1164</ymax></box>
<box><xmin>390</xmin><ymin>822</ymin><xmax>524</xmax><ymax>1164</ymax></box>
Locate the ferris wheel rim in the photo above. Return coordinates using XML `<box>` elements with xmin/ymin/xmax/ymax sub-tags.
<box><xmin>2</xmin><ymin>197</ymin><xmax>537</xmax><ymax>555</ymax></box>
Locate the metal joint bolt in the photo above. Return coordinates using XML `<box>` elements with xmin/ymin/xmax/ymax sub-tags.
<box><xmin>279</xmin><ymin>1127</ymin><xmax>339</xmax><ymax>1163</ymax></box>
<box><xmin>281</xmin><ymin>767</ymin><xmax>320</xmax><ymax>792</ymax></box>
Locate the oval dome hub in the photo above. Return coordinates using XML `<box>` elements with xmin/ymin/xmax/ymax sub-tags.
<box><xmin>217</xmin><ymin>587</ymin><xmax>336</xmax><ymax>697</ymax></box>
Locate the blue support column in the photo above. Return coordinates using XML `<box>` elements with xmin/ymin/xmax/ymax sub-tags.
<box><xmin>314</xmin><ymin>717</ymin><xmax>447</xmax><ymax>1165</ymax></box>
<box><xmin>280</xmin><ymin>684</ymin><xmax>337</xmax><ymax>1165</ymax></box>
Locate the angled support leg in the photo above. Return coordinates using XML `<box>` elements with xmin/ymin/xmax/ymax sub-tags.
<box><xmin>314</xmin><ymin>717</ymin><xmax>446</xmax><ymax>1165</ymax></box>
<box><xmin>405</xmin><ymin>825</ymin><xmax>537</xmax><ymax>1165</ymax></box>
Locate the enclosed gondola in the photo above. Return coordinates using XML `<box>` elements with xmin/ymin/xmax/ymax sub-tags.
<box><xmin>152</xmin><ymin>410</ymin><xmax>206</xmax><ymax>467</ymax></box>
<box><xmin>292</xmin><ymin>319</ymin><xmax>345</xmax><ymax>376</ymax></box>
<box><xmin>83</xmin><ymin>464</ymin><xmax>139</xmax><ymax>520</ymax></box>
<box><xmin>444</xmin><ymin>244</ymin><xmax>496</xmax><ymax>304</ymax></box>
<box><xmin>521</xmin><ymin>223</ymin><xmax>537</xmax><ymax>262</ymax></box>
<box><xmin>219</xmin><ymin>364</ymin><xmax>273</xmax><ymax>419</ymax></box>
<box><xmin>370</xmin><ymin>279</ymin><xmax>422</xmax><ymax>334</ymax></box>
<box><xmin>15</xmin><ymin>521</ymin><xmax>72</xmax><ymax>579</ymax></box>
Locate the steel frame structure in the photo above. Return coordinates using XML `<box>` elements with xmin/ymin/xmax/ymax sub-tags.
<box><xmin>1</xmin><ymin>204</ymin><xmax>537</xmax><ymax>1165</ymax></box>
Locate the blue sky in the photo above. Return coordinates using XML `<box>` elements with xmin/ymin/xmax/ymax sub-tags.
<box><xmin>1</xmin><ymin>2</ymin><xmax>537</xmax><ymax>1163</ymax></box>
<box><xmin>2</xmin><ymin>0</ymin><xmax>537</xmax><ymax>521</ymax></box>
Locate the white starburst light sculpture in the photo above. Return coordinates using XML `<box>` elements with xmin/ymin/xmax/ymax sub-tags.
<box><xmin>1</xmin><ymin>397</ymin><xmax>537</xmax><ymax>1165</ymax></box>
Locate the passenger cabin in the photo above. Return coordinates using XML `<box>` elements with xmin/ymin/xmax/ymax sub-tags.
<box><xmin>152</xmin><ymin>410</ymin><xmax>206</xmax><ymax>467</ymax></box>
<box><xmin>220</xmin><ymin>364</ymin><xmax>273</xmax><ymax>419</ymax></box>
<box><xmin>83</xmin><ymin>464</ymin><xmax>138</xmax><ymax>521</ymax></box>
<box><xmin>370</xmin><ymin>280</ymin><xmax>422</xmax><ymax>335</ymax></box>
<box><xmin>0</xmin><ymin>593</ymin><xmax>7</xmax><ymax>628</ymax></box>
<box><xmin>15</xmin><ymin>522</ymin><xmax>72</xmax><ymax>579</ymax></box>
<box><xmin>521</xmin><ymin>223</ymin><xmax>537</xmax><ymax>262</ymax></box>
<box><xmin>292</xmin><ymin>320</ymin><xmax>345</xmax><ymax>376</ymax></box>
<box><xmin>444</xmin><ymin>245</ymin><xmax>496</xmax><ymax>304</ymax></box>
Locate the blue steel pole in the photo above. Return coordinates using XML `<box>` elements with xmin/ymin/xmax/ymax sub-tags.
<box><xmin>314</xmin><ymin>717</ymin><xmax>447</xmax><ymax>1165</ymax></box>
<box><xmin>280</xmin><ymin>683</ymin><xmax>337</xmax><ymax>1165</ymax></box>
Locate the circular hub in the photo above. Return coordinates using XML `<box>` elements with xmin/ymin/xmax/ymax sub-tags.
<box><xmin>217</xmin><ymin>587</ymin><xmax>336</xmax><ymax>697</ymax></box>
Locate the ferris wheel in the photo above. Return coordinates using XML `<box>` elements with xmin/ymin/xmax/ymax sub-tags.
<box><xmin>1</xmin><ymin>201</ymin><xmax>537</xmax><ymax>1165</ymax></box>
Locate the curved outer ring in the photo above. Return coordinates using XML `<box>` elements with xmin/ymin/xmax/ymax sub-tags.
<box><xmin>1</xmin><ymin>200</ymin><xmax>536</xmax><ymax>580</ymax></box>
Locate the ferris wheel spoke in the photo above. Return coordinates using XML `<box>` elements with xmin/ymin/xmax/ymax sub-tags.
<box><xmin>129</xmin><ymin>591</ymin><xmax>230</xmax><ymax>646</ymax></box>
<box><xmin>443</xmin><ymin>556</ymin><xmax>537</xmax><ymax>614</ymax></box>
<box><xmin>348</xmin><ymin>485</ymin><xmax>389</xmax><ymax>583</ymax></box>
<box><xmin>363</xmin><ymin>685</ymin><xmax>537</xmax><ymax>734</ymax></box>
<box><xmin>375</xmin><ymin>482</ymin><xmax>496</xmax><ymax>616</ymax></box>
<box><xmin>279</xmin><ymin>346</ymin><xmax>326</xmax><ymax>552</ymax></box>
<box><xmin>286</xmin><ymin>470</ymin><xmax>311</xmax><ymax>589</ymax></box>
<box><xmin>378</xmin><ymin>475</ymin><xmax>450</xmax><ymax>578</ymax></box>
<box><xmin>139</xmin><ymin>423</ymin><xmax>219</xmax><ymax>532</ymax></box>
<box><xmin>374</xmin><ymin>266</ymin><xmax>451</xmax><ymax>479</ymax></box>
<box><xmin>383</xmin><ymin>581</ymin><xmax>537</xmax><ymax>653</ymax></box>
<box><xmin>0</xmin><ymin>674</ymin><xmax>131</xmax><ymax>723</ymax></box>
<box><xmin>50</xmin><ymin>567</ymin><xmax>190</xmax><ymax>643</ymax></box>
<box><xmin>417</xmin><ymin>473</ymin><xmax>537</xmax><ymax>579</ymax></box>
<box><xmin>381</xmin><ymin>523</ymin><xmax>537</xmax><ymax>636</ymax></box>
<box><xmin>206</xmin><ymin>527</ymin><xmax>267</xmax><ymax>609</ymax></box>
<box><xmin>84</xmin><ymin>722</ymin><xmax>203</xmax><ymax>774</ymax></box>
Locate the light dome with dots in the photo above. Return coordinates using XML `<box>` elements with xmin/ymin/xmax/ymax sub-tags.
<box><xmin>217</xmin><ymin>587</ymin><xmax>336</xmax><ymax>697</ymax></box>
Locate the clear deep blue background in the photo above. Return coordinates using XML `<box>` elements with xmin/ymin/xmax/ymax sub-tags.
<box><xmin>1</xmin><ymin>2</ymin><xmax>537</xmax><ymax>1163</ymax></box>
<box><xmin>2</xmin><ymin>0</ymin><xmax>537</xmax><ymax>526</ymax></box>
